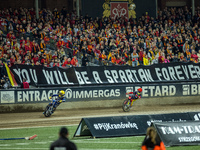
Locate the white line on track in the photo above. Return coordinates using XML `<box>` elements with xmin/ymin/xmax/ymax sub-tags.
<box><xmin>0</xmin><ymin>148</ymin><xmax>137</xmax><ymax>150</ymax></box>
<box><xmin>0</xmin><ymin>124</ymin><xmax>78</xmax><ymax>130</ymax></box>
<box><xmin>0</xmin><ymin>148</ymin><xmax>47</xmax><ymax>150</ymax></box>
<box><xmin>1</xmin><ymin>113</ymin><xmax>136</xmax><ymax>124</ymax></box>
<box><xmin>15</xmin><ymin>143</ymin><xmax>30</xmax><ymax>145</ymax></box>
<box><xmin>0</xmin><ymin>144</ymin><xmax>11</xmax><ymax>146</ymax></box>
<box><xmin>74</xmin><ymin>141</ymin><xmax>140</xmax><ymax>144</ymax></box>
<box><xmin>33</xmin><ymin>142</ymin><xmax>48</xmax><ymax>144</ymax></box>
<box><xmin>80</xmin><ymin>149</ymin><xmax>137</xmax><ymax>150</ymax></box>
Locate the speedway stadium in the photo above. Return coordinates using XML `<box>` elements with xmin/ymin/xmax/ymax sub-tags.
<box><xmin>1</xmin><ymin>0</ymin><xmax>200</xmax><ymax>150</ymax></box>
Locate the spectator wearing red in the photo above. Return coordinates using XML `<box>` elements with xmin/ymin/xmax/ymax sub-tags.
<box><xmin>20</xmin><ymin>37</ymin><xmax>25</xmax><ymax>44</ymax></box>
<box><xmin>40</xmin><ymin>54</ymin><xmax>48</xmax><ymax>65</ymax></box>
<box><xmin>52</xmin><ymin>51</ymin><xmax>58</xmax><ymax>60</ymax></box>
<box><xmin>158</xmin><ymin>53</ymin><xmax>165</xmax><ymax>64</ymax></box>
<box><xmin>25</xmin><ymin>42</ymin><xmax>32</xmax><ymax>53</ymax></box>
<box><xmin>66</xmin><ymin>39</ymin><xmax>73</xmax><ymax>49</ymax></box>
<box><xmin>25</xmin><ymin>37</ymin><xmax>31</xmax><ymax>45</ymax></box>
<box><xmin>10</xmin><ymin>55</ymin><xmax>16</xmax><ymax>66</ymax></box>
<box><xmin>57</xmin><ymin>38</ymin><xmax>65</xmax><ymax>48</ymax></box>
<box><xmin>22</xmin><ymin>56</ymin><xmax>29</xmax><ymax>64</ymax></box>
<box><xmin>71</xmin><ymin>56</ymin><xmax>78</xmax><ymax>67</ymax></box>
<box><xmin>116</xmin><ymin>55</ymin><xmax>122</xmax><ymax>65</ymax></box>
<box><xmin>6</xmin><ymin>31</ymin><xmax>12</xmax><ymax>40</ymax></box>
<box><xmin>138</xmin><ymin>48</ymin><xmax>144</xmax><ymax>65</ymax></box>
<box><xmin>32</xmin><ymin>54</ymin><xmax>39</xmax><ymax>64</ymax></box>
<box><xmin>62</xmin><ymin>58</ymin><xmax>71</xmax><ymax>67</ymax></box>
<box><xmin>191</xmin><ymin>50</ymin><xmax>198</xmax><ymax>62</ymax></box>
<box><xmin>21</xmin><ymin>78</ymin><xmax>29</xmax><ymax>89</ymax></box>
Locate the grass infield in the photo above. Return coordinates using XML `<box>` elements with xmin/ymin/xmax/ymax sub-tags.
<box><xmin>0</xmin><ymin>125</ymin><xmax>200</xmax><ymax>150</ymax></box>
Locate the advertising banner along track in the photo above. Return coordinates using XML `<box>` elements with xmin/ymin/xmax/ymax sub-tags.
<box><xmin>153</xmin><ymin>121</ymin><xmax>200</xmax><ymax>146</ymax></box>
<box><xmin>73</xmin><ymin>112</ymin><xmax>200</xmax><ymax>138</ymax></box>
<box><xmin>10</xmin><ymin>62</ymin><xmax>200</xmax><ymax>87</ymax></box>
<box><xmin>1</xmin><ymin>82</ymin><xmax>200</xmax><ymax>104</ymax></box>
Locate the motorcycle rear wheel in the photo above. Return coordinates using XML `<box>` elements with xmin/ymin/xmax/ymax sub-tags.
<box><xmin>122</xmin><ymin>99</ymin><xmax>131</xmax><ymax>112</ymax></box>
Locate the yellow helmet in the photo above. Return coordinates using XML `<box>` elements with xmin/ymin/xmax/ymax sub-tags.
<box><xmin>59</xmin><ymin>90</ymin><xmax>65</xmax><ymax>98</ymax></box>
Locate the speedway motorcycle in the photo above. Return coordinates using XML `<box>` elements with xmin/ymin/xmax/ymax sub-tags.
<box><xmin>43</xmin><ymin>98</ymin><xmax>63</xmax><ymax>117</ymax></box>
<box><xmin>122</xmin><ymin>92</ymin><xmax>137</xmax><ymax>112</ymax></box>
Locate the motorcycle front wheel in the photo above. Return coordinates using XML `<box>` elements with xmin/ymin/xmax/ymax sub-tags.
<box><xmin>43</xmin><ymin>104</ymin><xmax>52</xmax><ymax>117</ymax></box>
<box><xmin>122</xmin><ymin>99</ymin><xmax>131</xmax><ymax>112</ymax></box>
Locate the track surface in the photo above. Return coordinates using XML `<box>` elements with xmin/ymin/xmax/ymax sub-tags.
<box><xmin>1</xmin><ymin>104</ymin><xmax>200</xmax><ymax>129</ymax></box>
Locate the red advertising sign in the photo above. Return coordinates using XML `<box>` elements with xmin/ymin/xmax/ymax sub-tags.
<box><xmin>110</xmin><ymin>2</ymin><xmax>129</xmax><ymax>20</ymax></box>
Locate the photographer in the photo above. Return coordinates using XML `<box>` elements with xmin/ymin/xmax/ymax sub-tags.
<box><xmin>0</xmin><ymin>78</ymin><xmax>5</xmax><ymax>89</ymax></box>
<box><xmin>0</xmin><ymin>76</ymin><xmax>11</xmax><ymax>89</ymax></box>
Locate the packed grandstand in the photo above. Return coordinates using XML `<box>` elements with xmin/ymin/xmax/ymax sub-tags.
<box><xmin>0</xmin><ymin>6</ymin><xmax>200</xmax><ymax>88</ymax></box>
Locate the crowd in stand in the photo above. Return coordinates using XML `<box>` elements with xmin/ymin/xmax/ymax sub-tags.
<box><xmin>0</xmin><ymin>6</ymin><xmax>200</xmax><ymax>73</ymax></box>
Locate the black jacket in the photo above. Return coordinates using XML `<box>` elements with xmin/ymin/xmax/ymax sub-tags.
<box><xmin>82</xmin><ymin>56</ymin><xmax>89</xmax><ymax>66</ymax></box>
<box><xmin>142</xmin><ymin>136</ymin><xmax>165</xmax><ymax>150</ymax></box>
<box><xmin>50</xmin><ymin>137</ymin><xmax>77</xmax><ymax>150</ymax></box>
<box><xmin>0</xmin><ymin>64</ymin><xmax>7</xmax><ymax>78</ymax></box>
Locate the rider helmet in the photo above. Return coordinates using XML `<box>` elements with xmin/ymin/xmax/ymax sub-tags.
<box><xmin>59</xmin><ymin>90</ymin><xmax>65</xmax><ymax>98</ymax></box>
<box><xmin>137</xmin><ymin>88</ymin><xmax>142</xmax><ymax>95</ymax></box>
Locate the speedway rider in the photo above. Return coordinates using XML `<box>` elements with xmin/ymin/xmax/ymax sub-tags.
<box><xmin>49</xmin><ymin>90</ymin><xmax>66</xmax><ymax>103</ymax></box>
<box><xmin>128</xmin><ymin>88</ymin><xmax>142</xmax><ymax>106</ymax></box>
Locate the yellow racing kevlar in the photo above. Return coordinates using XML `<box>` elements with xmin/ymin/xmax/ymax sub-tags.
<box><xmin>5</xmin><ymin>63</ymin><xmax>14</xmax><ymax>86</ymax></box>
<box><xmin>128</xmin><ymin>99</ymin><xmax>137</xmax><ymax>106</ymax></box>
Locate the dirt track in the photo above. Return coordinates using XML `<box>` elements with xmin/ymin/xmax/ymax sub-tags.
<box><xmin>1</xmin><ymin>104</ymin><xmax>200</xmax><ymax>129</ymax></box>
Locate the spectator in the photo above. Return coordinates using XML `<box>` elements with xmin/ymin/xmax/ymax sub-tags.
<box><xmin>141</xmin><ymin>126</ymin><xmax>166</xmax><ymax>150</ymax></box>
<box><xmin>82</xmin><ymin>53</ymin><xmax>89</xmax><ymax>66</ymax></box>
<box><xmin>32</xmin><ymin>54</ymin><xmax>39</xmax><ymax>64</ymax></box>
<box><xmin>173</xmin><ymin>54</ymin><xmax>179</xmax><ymax>62</ymax></box>
<box><xmin>158</xmin><ymin>53</ymin><xmax>165</xmax><ymax>64</ymax></box>
<box><xmin>108</xmin><ymin>52</ymin><xmax>116</xmax><ymax>64</ymax></box>
<box><xmin>2</xmin><ymin>77</ymin><xmax>11</xmax><ymax>89</ymax></box>
<box><xmin>143</xmin><ymin>55</ymin><xmax>149</xmax><ymax>66</ymax></box>
<box><xmin>10</xmin><ymin>55</ymin><xmax>16</xmax><ymax>66</ymax></box>
<box><xmin>179</xmin><ymin>53</ymin><xmax>185</xmax><ymax>62</ymax></box>
<box><xmin>138</xmin><ymin>48</ymin><xmax>144</xmax><ymax>65</ymax></box>
<box><xmin>21</xmin><ymin>78</ymin><xmax>29</xmax><ymax>89</ymax></box>
<box><xmin>50</xmin><ymin>127</ymin><xmax>77</xmax><ymax>150</ymax></box>
<box><xmin>152</xmin><ymin>56</ymin><xmax>158</xmax><ymax>65</ymax></box>
<box><xmin>173</xmin><ymin>43</ymin><xmax>180</xmax><ymax>55</ymax></box>
<box><xmin>0</xmin><ymin>60</ymin><xmax>7</xmax><ymax>78</ymax></box>
<box><xmin>131</xmin><ymin>50</ymin><xmax>139</xmax><ymax>67</ymax></box>
<box><xmin>197</xmin><ymin>50</ymin><xmax>200</xmax><ymax>63</ymax></box>
<box><xmin>147</xmin><ymin>48</ymin><xmax>155</xmax><ymax>64</ymax></box>
<box><xmin>0</xmin><ymin>6</ymin><xmax>200</xmax><ymax>68</ymax></box>
<box><xmin>183</xmin><ymin>41</ymin><xmax>189</xmax><ymax>53</ymax></box>
<box><xmin>0</xmin><ymin>78</ymin><xmax>5</xmax><ymax>89</ymax></box>
<box><xmin>1</xmin><ymin>54</ymin><xmax>7</xmax><ymax>63</ymax></box>
<box><xmin>40</xmin><ymin>39</ymin><xmax>46</xmax><ymax>53</ymax></box>
<box><xmin>186</xmin><ymin>54</ymin><xmax>191</xmax><ymax>62</ymax></box>
<box><xmin>170</xmin><ymin>54</ymin><xmax>175</xmax><ymax>62</ymax></box>
<box><xmin>54</xmin><ymin>59</ymin><xmax>61</xmax><ymax>67</ymax></box>
<box><xmin>62</xmin><ymin>58</ymin><xmax>71</xmax><ymax>67</ymax></box>
<box><xmin>71</xmin><ymin>56</ymin><xmax>79</xmax><ymax>67</ymax></box>
<box><xmin>49</xmin><ymin>59</ymin><xmax>55</xmax><ymax>67</ymax></box>
<box><xmin>164</xmin><ymin>55</ymin><xmax>170</xmax><ymax>63</ymax></box>
<box><xmin>191</xmin><ymin>50</ymin><xmax>198</xmax><ymax>62</ymax></box>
